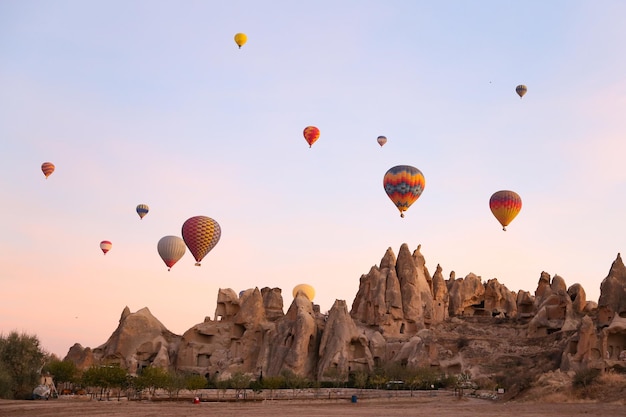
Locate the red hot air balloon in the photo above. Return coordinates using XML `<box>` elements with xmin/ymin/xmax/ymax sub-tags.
<box><xmin>489</xmin><ymin>190</ymin><xmax>522</xmax><ymax>231</ymax></box>
<box><xmin>181</xmin><ymin>216</ymin><xmax>221</xmax><ymax>266</ymax></box>
<box><xmin>303</xmin><ymin>126</ymin><xmax>320</xmax><ymax>148</ymax></box>
<box><xmin>41</xmin><ymin>162</ymin><xmax>55</xmax><ymax>179</ymax></box>
<box><xmin>100</xmin><ymin>240</ymin><xmax>112</xmax><ymax>255</ymax></box>
<box><xmin>383</xmin><ymin>165</ymin><xmax>425</xmax><ymax>218</ymax></box>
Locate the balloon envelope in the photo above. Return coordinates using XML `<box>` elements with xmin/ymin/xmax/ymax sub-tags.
<box><xmin>293</xmin><ymin>283</ymin><xmax>315</xmax><ymax>301</ymax></box>
<box><xmin>377</xmin><ymin>136</ymin><xmax>387</xmax><ymax>147</ymax></box>
<box><xmin>41</xmin><ymin>162</ymin><xmax>55</xmax><ymax>179</ymax></box>
<box><xmin>234</xmin><ymin>33</ymin><xmax>247</xmax><ymax>48</ymax></box>
<box><xmin>383</xmin><ymin>165</ymin><xmax>425</xmax><ymax>218</ymax></box>
<box><xmin>136</xmin><ymin>204</ymin><xmax>149</xmax><ymax>219</ymax></box>
<box><xmin>489</xmin><ymin>190</ymin><xmax>522</xmax><ymax>231</ymax></box>
<box><xmin>516</xmin><ymin>84</ymin><xmax>527</xmax><ymax>98</ymax></box>
<box><xmin>157</xmin><ymin>235</ymin><xmax>186</xmax><ymax>271</ymax></box>
<box><xmin>100</xmin><ymin>240</ymin><xmax>112</xmax><ymax>255</ymax></box>
<box><xmin>181</xmin><ymin>216</ymin><xmax>221</xmax><ymax>266</ymax></box>
<box><xmin>303</xmin><ymin>126</ymin><xmax>320</xmax><ymax>148</ymax></box>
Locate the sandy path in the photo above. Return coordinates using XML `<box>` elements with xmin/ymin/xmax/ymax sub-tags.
<box><xmin>1</xmin><ymin>397</ymin><xmax>624</xmax><ymax>417</ymax></box>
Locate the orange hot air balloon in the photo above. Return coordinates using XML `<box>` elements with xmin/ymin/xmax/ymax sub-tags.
<box><xmin>377</xmin><ymin>136</ymin><xmax>387</xmax><ymax>147</ymax></box>
<box><xmin>303</xmin><ymin>126</ymin><xmax>320</xmax><ymax>148</ymax></box>
<box><xmin>383</xmin><ymin>165</ymin><xmax>426</xmax><ymax>218</ymax></box>
<box><xmin>181</xmin><ymin>216</ymin><xmax>221</xmax><ymax>266</ymax></box>
<box><xmin>489</xmin><ymin>190</ymin><xmax>522</xmax><ymax>231</ymax></box>
<box><xmin>41</xmin><ymin>162</ymin><xmax>55</xmax><ymax>179</ymax></box>
<box><xmin>100</xmin><ymin>240</ymin><xmax>112</xmax><ymax>255</ymax></box>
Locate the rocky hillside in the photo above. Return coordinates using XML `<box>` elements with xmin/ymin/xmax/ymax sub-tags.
<box><xmin>64</xmin><ymin>244</ymin><xmax>626</xmax><ymax>391</ymax></box>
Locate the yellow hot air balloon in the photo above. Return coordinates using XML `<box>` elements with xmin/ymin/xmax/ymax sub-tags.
<box><xmin>516</xmin><ymin>84</ymin><xmax>527</xmax><ymax>98</ymax></box>
<box><xmin>489</xmin><ymin>190</ymin><xmax>522</xmax><ymax>231</ymax></box>
<box><xmin>293</xmin><ymin>283</ymin><xmax>315</xmax><ymax>301</ymax></box>
<box><xmin>234</xmin><ymin>33</ymin><xmax>247</xmax><ymax>49</ymax></box>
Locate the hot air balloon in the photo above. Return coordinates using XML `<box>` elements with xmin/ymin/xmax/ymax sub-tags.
<box><xmin>303</xmin><ymin>126</ymin><xmax>320</xmax><ymax>148</ymax></box>
<box><xmin>41</xmin><ymin>162</ymin><xmax>55</xmax><ymax>179</ymax></box>
<box><xmin>489</xmin><ymin>190</ymin><xmax>522</xmax><ymax>231</ymax></box>
<box><xmin>516</xmin><ymin>84</ymin><xmax>527</xmax><ymax>98</ymax></box>
<box><xmin>293</xmin><ymin>283</ymin><xmax>315</xmax><ymax>301</ymax></box>
<box><xmin>100</xmin><ymin>240</ymin><xmax>112</xmax><ymax>255</ymax></box>
<box><xmin>181</xmin><ymin>216</ymin><xmax>221</xmax><ymax>266</ymax></box>
<box><xmin>234</xmin><ymin>33</ymin><xmax>247</xmax><ymax>49</ymax></box>
<box><xmin>157</xmin><ymin>235</ymin><xmax>186</xmax><ymax>271</ymax></box>
<box><xmin>377</xmin><ymin>136</ymin><xmax>387</xmax><ymax>147</ymax></box>
<box><xmin>383</xmin><ymin>165</ymin><xmax>425</xmax><ymax>218</ymax></box>
<box><xmin>136</xmin><ymin>204</ymin><xmax>149</xmax><ymax>220</ymax></box>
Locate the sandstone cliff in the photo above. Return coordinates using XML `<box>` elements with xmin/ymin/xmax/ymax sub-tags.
<box><xmin>65</xmin><ymin>244</ymin><xmax>626</xmax><ymax>389</ymax></box>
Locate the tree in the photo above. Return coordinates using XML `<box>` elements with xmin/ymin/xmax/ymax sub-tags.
<box><xmin>353</xmin><ymin>371</ymin><xmax>368</xmax><ymax>392</ymax></box>
<box><xmin>184</xmin><ymin>373</ymin><xmax>207</xmax><ymax>395</ymax></box>
<box><xmin>323</xmin><ymin>366</ymin><xmax>347</xmax><ymax>389</ymax></box>
<box><xmin>229</xmin><ymin>371</ymin><xmax>251</xmax><ymax>400</ymax></box>
<box><xmin>0</xmin><ymin>362</ymin><xmax>13</xmax><ymax>399</ymax></box>
<box><xmin>81</xmin><ymin>365</ymin><xmax>128</xmax><ymax>400</ymax></box>
<box><xmin>163</xmin><ymin>370</ymin><xmax>186</xmax><ymax>399</ymax></box>
<box><xmin>0</xmin><ymin>331</ymin><xmax>46</xmax><ymax>399</ymax></box>
<box><xmin>261</xmin><ymin>375</ymin><xmax>284</xmax><ymax>400</ymax></box>
<box><xmin>404</xmin><ymin>366</ymin><xmax>441</xmax><ymax>396</ymax></box>
<box><xmin>281</xmin><ymin>369</ymin><xmax>309</xmax><ymax>398</ymax></box>
<box><xmin>135</xmin><ymin>366</ymin><xmax>169</xmax><ymax>397</ymax></box>
<box><xmin>369</xmin><ymin>373</ymin><xmax>388</xmax><ymax>390</ymax></box>
<box><xmin>43</xmin><ymin>359</ymin><xmax>78</xmax><ymax>391</ymax></box>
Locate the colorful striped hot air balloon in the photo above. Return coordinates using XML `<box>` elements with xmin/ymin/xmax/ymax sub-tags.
<box><xmin>516</xmin><ymin>84</ymin><xmax>527</xmax><ymax>98</ymax></box>
<box><xmin>157</xmin><ymin>235</ymin><xmax>186</xmax><ymax>271</ymax></box>
<box><xmin>303</xmin><ymin>126</ymin><xmax>320</xmax><ymax>148</ymax></box>
<box><xmin>377</xmin><ymin>136</ymin><xmax>387</xmax><ymax>147</ymax></box>
<box><xmin>100</xmin><ymin>240</ymin><xmax>112</xmax><ymax>255</ymax></box>
<box><xmin>136</xmin><ymin>204</ymin><xmax>149</xmax><ymax>220</ymax></box>
<box><xmin>41</xmin><ymin>162</ymin><xmax>55</xmax><ymax>179</ymax></box>
<box><xmin>181</xmin><ymin>216</ymin><xmax>221</xmax><ymax>266</ymax></box>
<box><xmin>383</xmin><ymin>165</ymin><xmax>425</xmax><ymax>218</ymax></box>
<box><xmin>293</xmin><ymin>283</ymin><xmax>315</xmax><ymax>301</ymax></box>
<box><xmin>234</xmin><ymin>33</ymin><xmax>247</xmax><ymax>49</ymax></box>
<box><xmin>489</xmin><ymin>190</ymin><xmax>522</xmax><ymax>231</ymax></box>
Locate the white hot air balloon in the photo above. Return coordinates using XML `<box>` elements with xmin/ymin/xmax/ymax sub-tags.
<box><xmin>157</xmin><ymin>235</ymin><xmax>186</xmax><ymax>271</ymax></box>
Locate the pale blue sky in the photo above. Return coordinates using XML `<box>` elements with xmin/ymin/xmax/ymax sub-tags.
<box><xmin>2</xmin><ymin>1</ymin><xmax>626</xmax><ymax>357</ymax></box>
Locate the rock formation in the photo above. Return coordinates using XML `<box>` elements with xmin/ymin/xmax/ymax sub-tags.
<box><xmin>64</xmin><ymin>244</ymin><xmax>626</xmax><ymax>390</ymax></box>
<box><xmin>67</xmin><ymin>307</ymin><xmax>181</xmax><ymax>374</ymax></box>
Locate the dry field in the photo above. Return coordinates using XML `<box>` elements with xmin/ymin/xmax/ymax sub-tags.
<box><xmin>1</xmin><ymin>392</ymin><xmax>624</xmax><ymax>417</ymax></box>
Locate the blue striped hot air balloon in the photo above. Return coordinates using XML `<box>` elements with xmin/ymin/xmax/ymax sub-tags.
<box><xmin>136</xmin><ymin>204</ymin><xmax>149</xmax><ymax>220</ymax></box>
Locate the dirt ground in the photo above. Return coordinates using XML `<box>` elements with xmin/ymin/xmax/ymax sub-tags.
<box><xmin>1</xmin><ymin>395</ymin><xmax>624</xmax><ymax>417</ymax></box>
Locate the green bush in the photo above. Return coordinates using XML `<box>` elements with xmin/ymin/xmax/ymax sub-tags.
<box><xmin>0</xmin><ymin>331</ymin><xmax>46</xmax><ymax>399</ymax></box>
